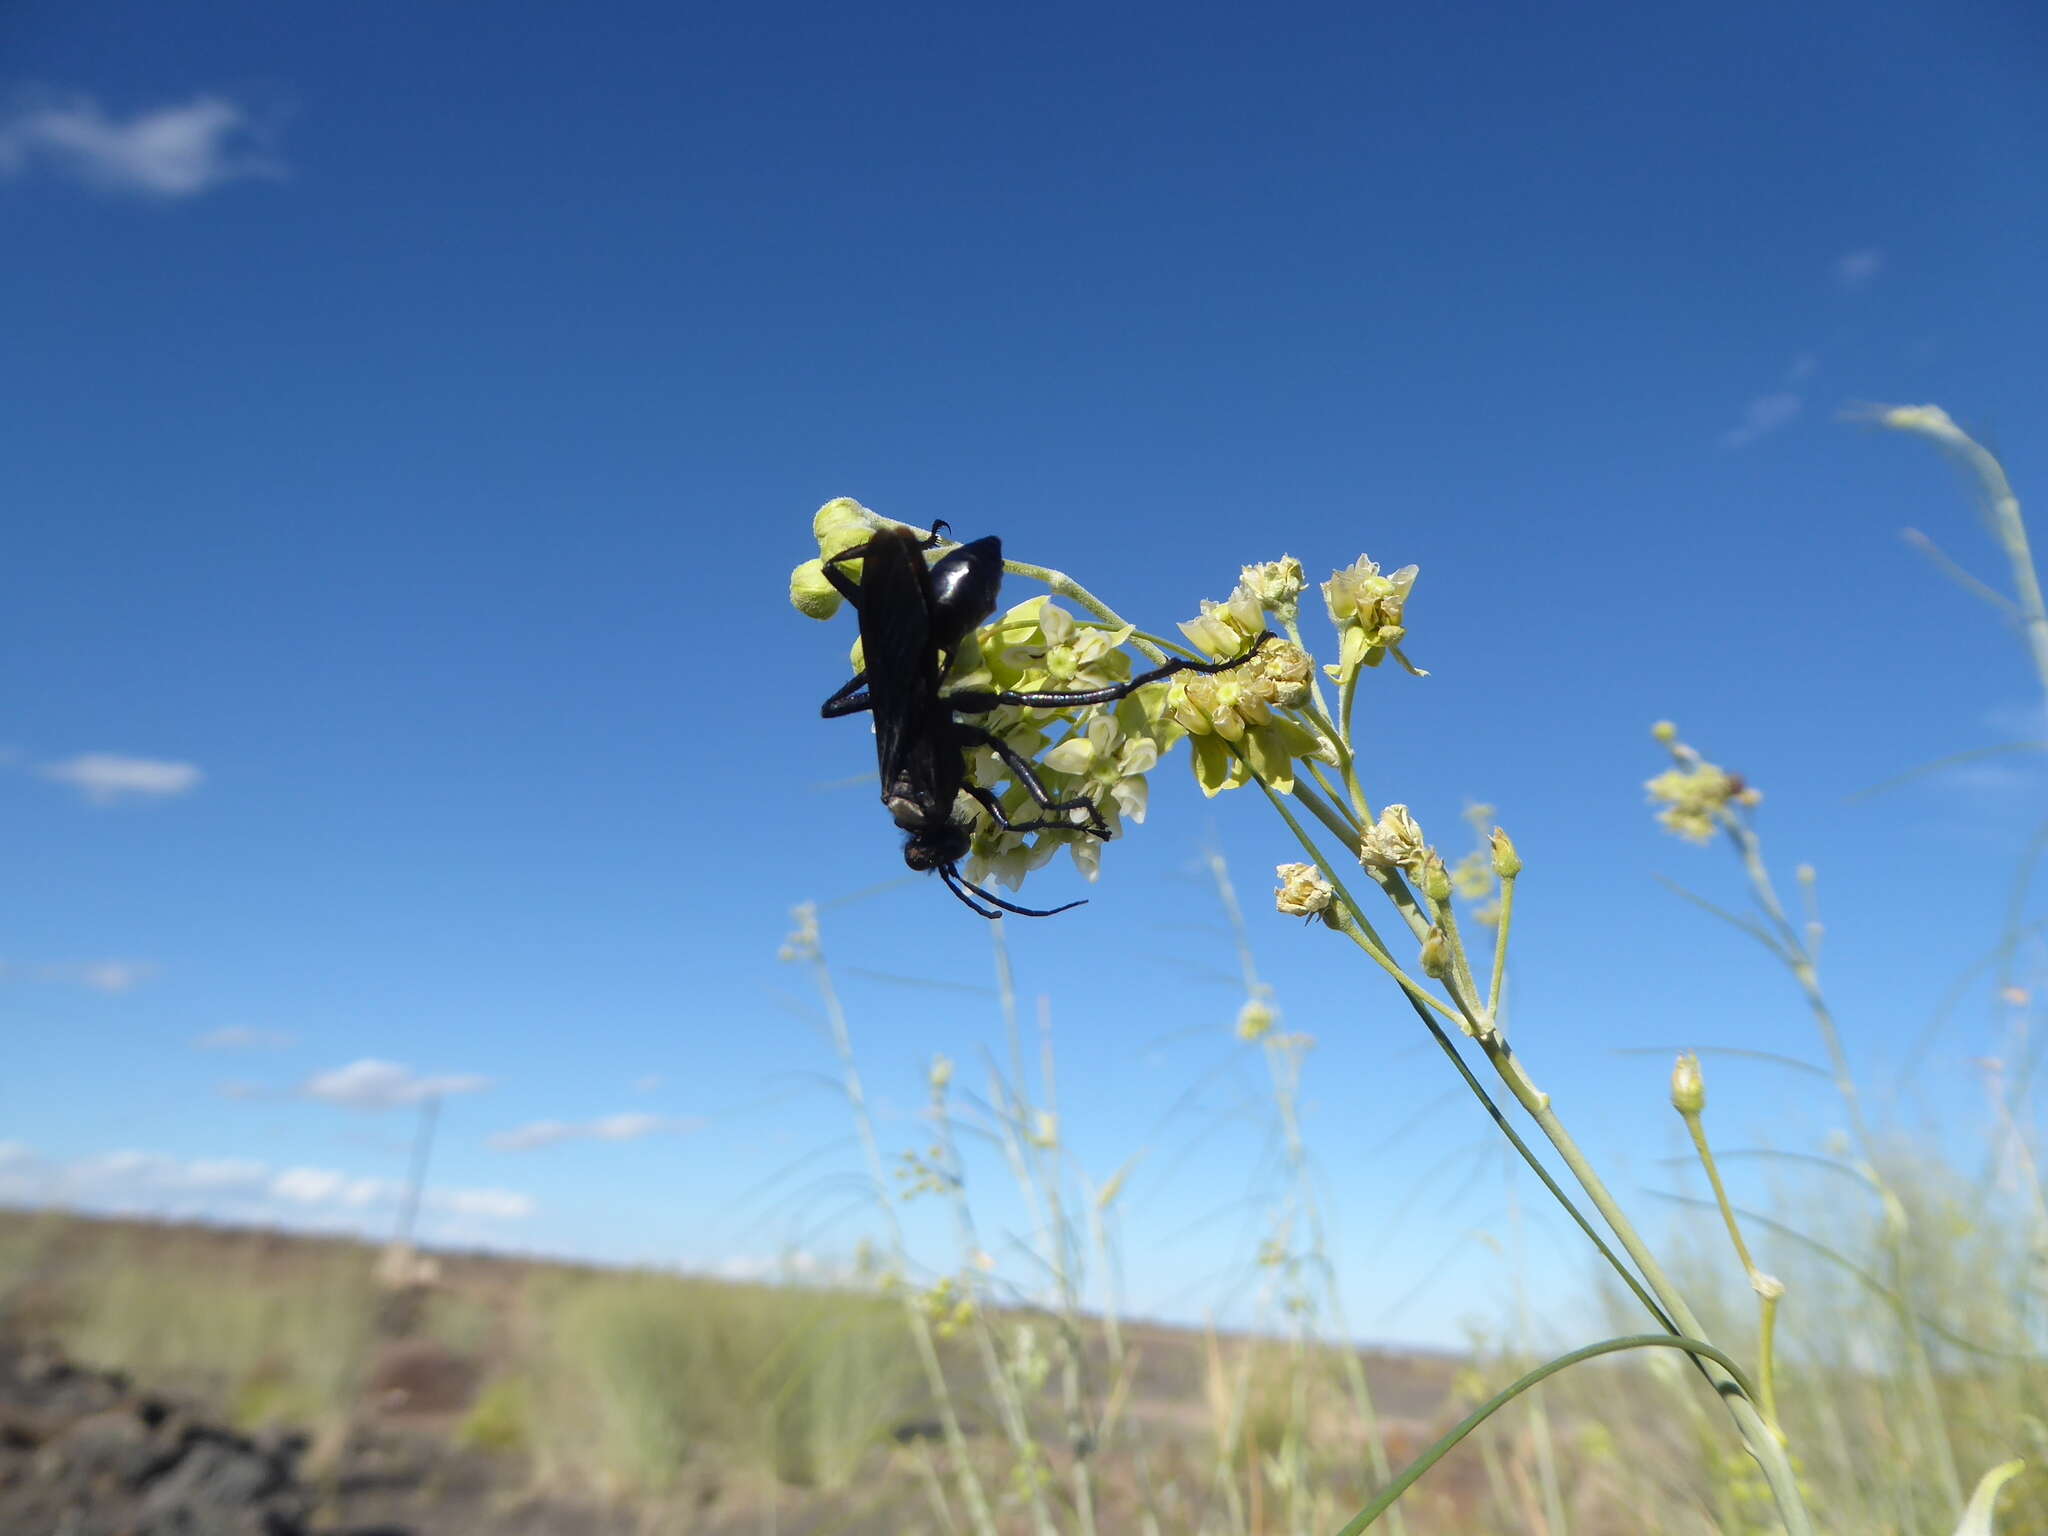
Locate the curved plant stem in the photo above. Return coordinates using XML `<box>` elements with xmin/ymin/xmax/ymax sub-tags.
<box><xmin>1332</xmin><ymin>1334</ymin><xmax>1759</xmax><ymax>1534</ymax></box>
<box><xmin>1472</xmin><ymin>1032</ymin><xmax>1815</xmax><ymax>1533</ymax></box>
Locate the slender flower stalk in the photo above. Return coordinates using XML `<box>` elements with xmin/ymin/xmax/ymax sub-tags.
<box><xmin>780</xmin><ymin>904</ymin><xmax>1000</xmax><ymax>1536</ymax></box>
<box><xmin>1672</xmin><ymin>1052</ymin><xmax>1787</xmax><ymax>1435</ymax></box>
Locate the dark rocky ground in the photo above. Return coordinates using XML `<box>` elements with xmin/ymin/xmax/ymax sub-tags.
<box><xmin>0</xmin><ymin>1336</ymin><xmax>659</xmax><ymax>1536</ymax></box>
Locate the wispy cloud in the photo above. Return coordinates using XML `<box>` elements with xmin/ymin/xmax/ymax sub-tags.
<box><xmin>489</xmin><ymin>1110</ymin><xmax>701</xmax><ymax>1152</ymax></box>
<box><xmin>1834</xmin><ymin>247</ymin><xmax>1885</xmax><ymax>292</ymax></box>
<box><xmin>194</xmin><ymin>1026</ymin><xmax>298</xmax><ymax>1052</ymax></box>
<box><xmin>0</xmin><ymin>1141</ymin><xmax>532</xmax><ymax>1225</ymax></box>
<box><xmin>0</xmin><ymin>93</ymin><xmax>282</xmax><ymax>198</ymax></box>
<box><xmin>303</xmin><ymin>1058</ymin><xmax>490</xmax><ymax>1110</ymax></box>
<box><xmin>42</xmin><ymin>753</ymin><xmax>203</xmax><ymax>805</ymax></box>
<box><xmin>0</xmin><ymin>959</ymin><xmax>156</xmax><ymax>993</ymax></box>
<box><xmin>1721</xmin><ymin>391</ymin><xmax>1804</xmax><ymax>450</ymax></box>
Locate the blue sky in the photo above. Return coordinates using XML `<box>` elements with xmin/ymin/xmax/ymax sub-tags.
<box><xmin>4</xmin><ymin>0</ymin><xmax>2047</xmax><ymax>1349</ymax></box>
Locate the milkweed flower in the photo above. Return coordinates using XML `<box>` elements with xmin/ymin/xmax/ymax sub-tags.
<box><xmin>1168</xmin><ymin>582</ymin><xmax>1333</xmax><ymax>796</ymax></box>
<box><xmin>1239</xmin><ymin>555</ymin><xmax>1307</xmax><ymax>623</ymax></box>
<box><xmin>1274</xmin><ymin>862</ymin><xmax>1335</xmax><ymax>918</ymax></box>
<box><xmin>1322</xmin><ymin>555</ymin><xmax>1425</xmax><ymax>683</ymax></box>
<box><xmin>1358</xmin><ymin>803</ymin><xmax>1428</xmax><ymax>874</ymax></box>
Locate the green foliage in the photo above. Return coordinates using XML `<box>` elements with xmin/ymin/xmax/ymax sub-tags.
<box><xmin>521</xmin><ymin>1269</ymin><xmax>920</xmax><ymax>1496</ymax></box>
<box><xmin>50</xmin><ymin>1228</ymin><xmax>374</xmax><ymax>1438</ymax></box>
<box><xmin>458</xmin><ymin>1375</ymin><xmax>533</xmax><ymax>1454</ymax></box>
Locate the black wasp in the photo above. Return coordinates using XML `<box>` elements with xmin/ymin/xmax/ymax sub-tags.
<box><xmin>820</xmin><ymin>521</ymin><xmax>1271</xmax><ymax>918</ymax></box>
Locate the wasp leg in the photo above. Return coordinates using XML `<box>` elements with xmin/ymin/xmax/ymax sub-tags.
<box><xmin>820</xmin><ymin>672</ymin><xmax>871</xmax><ymax>719</ymax></box>
<box><xmin>954</xmin><ymin>723</ymin><xmax>1110</xmax><ymax>839</ymax></box>
<box><xmin>949</xmin><ymin>632</ymin><xmax>1277</xmax><ymax>713</ymax></box>
<box><xmin>820</xmin><ymin>521</ymin><xmax>954</xmax><ymax>607</ymax></box>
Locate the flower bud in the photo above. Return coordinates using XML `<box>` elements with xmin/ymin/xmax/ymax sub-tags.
<box><xmin>1421</xmin><ymin>848</ymin><xmax>1453</xmax><ymax>904</ymax></box>
<box><xmin>1419</xmin><ymin>925</ymin><xmax>1449</xmax><ymax>979</ymax></box>
<box><xmin>1651</xmin><ymin>720</ymin><xmax>1679</xmax><ymax>744</ymax></box>
<box><xmin>790</xmin><ymin>558</ymin><xmax>843</xmax><ymax>620</ymax></box>
<box><xmin>1670</xmin><ymin>1052</ymin><xmax>1705</xmax><ymax>1115</ymax></box>
<box><xmin>1751</xmin><ymin>1272</ymin><xmax>1785</xmax><ymax>1301</ymax></box>
<box><xmin>1275</xmin><ymin>862</ymin><xmax>1334</xmax><ymax>918</ymax></box>
<box><xmin>929</xmin><ymin>1054</ymin><xmax>954</xmax><ymax>1093</ymax></box>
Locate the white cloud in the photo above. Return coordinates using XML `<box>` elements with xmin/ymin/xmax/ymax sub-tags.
<box><xmin>0</xmin><ymin>959</ymin><xmax>157</xmax><ymax>993</ymax></box>
<box><xmin>194</xmin><ymin>1026</ymin><xmax>298</xmax><ymax>1051</ymax></box>
<box><xmin>488</xmin><ymin>1119</ymin><xmax>577</xmax><ymax>1152</ymax></box>
<box><xmin>1721</xmin><ymin>391</ymin><xmax>1804</xmax><ymax>450</ymax></box>
<box><xmin>304</xmin><ymin>1058</ymin><xmax>490</xmax><ymax>1110</ymax></box>
<box><xmin>431</xmin><ymin>1187</ymin><xmax>535</xmax><ymax>1220</ymax></box>
<box><xmin>1834</xmin><ymin>247</ymin><xmax>1884</xmax><ymax>291</ymax></box>
<box><xmin>0</xmin><ymin>1142</ymin><xmax>532</xmax><ymax>1229</ymax></box>
<box><xmin>591</xmin><ymin>1112</ymin><xmax>664</xmax><ymax>1141</ymax></box>
<box><xmin>0</xmin><ymin>93</ymin><xmax>281</xmax><ymax>198</ymax></box>
<box><xmin>42</xmin><ymin>753</ymin><xmax>203</xmax><ymax>804</ymax></box>
<box><xmin>488</xmin><ymin>1110</ymin><xmax>699</xmax><ymax>1152</ymax></box>
<box><xmin>271</xmin><ymin>1167</ymin><xmax>383</xmax><ymax>1207</ymax></box>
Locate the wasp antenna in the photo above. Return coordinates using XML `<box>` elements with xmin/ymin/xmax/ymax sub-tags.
<box><xmin>938</xmin><ymin>864</ymin><xmax>1004</xmax><ymax>919</ymax></box>
<box><xmin>947</xmin><ymin>864</ymin><xmax>1087</xmax><ymax>919</ymax></box>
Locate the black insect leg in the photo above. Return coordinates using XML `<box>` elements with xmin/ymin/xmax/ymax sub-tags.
<box><xmin>954</xmin><ymin>722</ymin><xmax>1110</xmax><ymax>839</ymax></box>
<box><xmin>948</xmin><ymin>632</ymin><xmax>1278</xmax><ymax>714</ymax></box>
<box><xmin>820</xmin><ymin>672</ymin><xmax>871</xmax><ymax>719</ymax></box>
<box><xmin>819</xmin><ymin>520</ymin><xmax>953</xmax><ymax>607</ymax></box>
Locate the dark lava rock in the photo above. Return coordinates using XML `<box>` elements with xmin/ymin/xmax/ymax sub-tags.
<box><xmin>0</xmin><ymin>1338</ymin><xmax>405</xmax><ymax>1536</ymax></box>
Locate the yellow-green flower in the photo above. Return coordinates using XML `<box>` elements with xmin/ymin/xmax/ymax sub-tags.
<box><xmin>1645</xmin><ymin>761</ymin><xmax>1744</xmax><ymax>843</ymax></box>
<box><xmin>1236</xmin><ymin>996</ymin><xmax>1277</xmax><ymax>1040</ymax></box>
<box><xmin>1168</xmin><ymin>590</ymin><xmax>1330</xmax><ymax>796</ymax></box>
<box><xmin>1322</xmin><ymin>555</ymin><xmax>1424</xmax><ymax>683</ymax></box>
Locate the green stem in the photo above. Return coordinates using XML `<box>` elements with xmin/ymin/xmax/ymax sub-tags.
<box><xmin>1472</xmin><ymin>1032</ymin><xmax>1813</xmax><ymax>1533</ymax></box>
<box><xmin>1679</xmin><ymin>1098</ymin><xmax>1783</xmax><ymax>1437</ymax></box>
<box><xmin>799</xmin><ymin>915</ymin><xmax>1001</xmax><ymax>1536</ymax></box>
<box><xmin>999</xmin><ymin>558</ymin><xmax>1165</xmax><ymax>663</ymax></box>
<box><xmin>1333</xmin><ymin>1334</ymin><xmax>1760</xmax><ymax>1534</ymax></box>
<box><xmin>1487</xmin><ymin>868</ymin><xmax>1517</xmax><ymax>1024</ymax></box>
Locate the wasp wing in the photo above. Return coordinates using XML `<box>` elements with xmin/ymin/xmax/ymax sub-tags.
<box><xmin>855</xmin><ymin>529</ymin><xmax>947</xmax><ymax>790</ymax></box>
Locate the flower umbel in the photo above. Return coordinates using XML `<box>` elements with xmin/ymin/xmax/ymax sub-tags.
<box><xmin>1645</xmin><ymin>722</ymin><xmax>1762</xmax><ymax>843</ymax></box>
<box><xmin>1167</xmin><ymin>582</ymin><xmax>1330</xmax><ymax>796</ymax></box>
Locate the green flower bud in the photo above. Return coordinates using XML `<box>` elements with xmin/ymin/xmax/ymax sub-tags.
<box><xmin>1419</xmin><ymin>925</ymin><xmax>1449</xmax><ymax>979</ymax></box>
<box><xmin>812</xmin><ymin>496</ymin><xmax>879</xmax><ymax>549</ymax></box>
<box><xmin>1490</xmin><ymin>828</ymin><xmax>1522</xmax><ymax>878</ymax></box>
<box><xmin>790</xmin><ymin>558</ymin><xmax>843</xmax><ymax>620</ymax></box>
<box><xmin>1651</xmin><ymin>720</ymin><xmax>1679</xmax><ymax>744</ymax></box>
<box><xmin>1670</xmin><ymin>1052</ymin><xmax>1705</xmax><ymax>1115</ymax></box>
<box><xmin>1421</xmin><ymin>848</ymin><xmax>1453</xmax><ymax>904</ymax></box>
